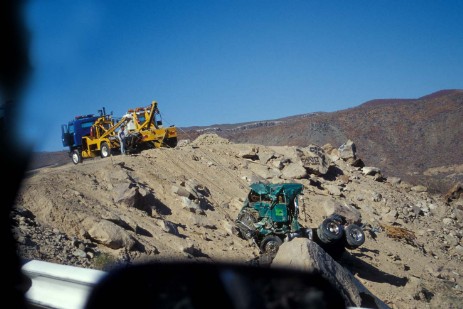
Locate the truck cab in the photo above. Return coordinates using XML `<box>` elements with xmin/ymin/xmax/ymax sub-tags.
<box><xmin>61</xmin><ymin>108</ymin><xmax>120</xmax><ymax>164</ymax></box>
<box><xmin>61</xmin><ymin>114</ymin><xmax>100</xmax><ymax>149</ymax></box>
<box><xmin>61</xmin><ymin>101</ymin><xmax>177</xmax><ymax>164</ymax></box>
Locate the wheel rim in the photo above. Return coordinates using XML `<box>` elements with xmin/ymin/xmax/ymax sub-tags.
<box><xmin>102</xmin><ymin>147</ymin><xmax>108</xmax><ymax>157</ymax></box>
<box><xmin>327</xmin><ymin>222</ymin><xmax>340</xmax><ymax>235</ymax></box>
<box><xmin>72</xmin><ymin>153</ymin><xmax>79</xmax><ymax>163</ymax></box>
<box><xmin>265</xmin><ymin>240</ymin><xmax>280</xmax><ymax>253</ymax></box>
<box><xmin>350</xmin><ymin>229</ymin><xmax>363</xmax><ymax>242</ymax></box>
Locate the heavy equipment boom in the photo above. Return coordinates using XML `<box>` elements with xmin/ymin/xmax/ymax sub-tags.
<box><xmin>61</xmin><ymin>100</ymin><xmax>177</xmax><ymax>164</ymax></box>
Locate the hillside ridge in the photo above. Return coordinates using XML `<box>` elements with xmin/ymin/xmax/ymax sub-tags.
<box><xmin>14</xmin><ymin>134</ymin><xmax>463</xmax><ymax>308</ymax></box>
<box><xmin>179</xmin><ymin>89</ymin><xmax>463</xmax><ymax>194</ymax></box>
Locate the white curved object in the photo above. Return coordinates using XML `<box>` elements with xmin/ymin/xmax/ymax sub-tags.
<box><xmin>21</xmin><ymin>260</ymin><xmax>107</xmax><ymax>309</ymax></box>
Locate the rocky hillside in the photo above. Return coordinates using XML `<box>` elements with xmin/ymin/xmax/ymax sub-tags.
<box><xmin>181</xmin><ymin>89</ymin><xmax>463</xmax><ymax>194</ymax></box>
<box><xmin>12</xmin><ymin>134</ymin><xmax>463</xmax><ymax>308</ymax></box>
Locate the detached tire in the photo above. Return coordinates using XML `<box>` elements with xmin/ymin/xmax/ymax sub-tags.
<box><xmin>100</xmin><ymin>142</ymin><xmax>111</xmax><ymax>158</ymax></box>
<box><xmin>317</xmin><ymin>218</ymin><xmax>343</xmax><ymax>244</ymax></box>
<box><xmin>259</xmin><ymin>235</ymin><xmax>283</xmax><ymax>254</ymax></box>
<box><xmin>344</xmin><ymin>224</ymin><xmax>365</xmax><ymax>249</ymax></box>
<box><xmin>71</xmin><ymin>149</ymin><xmax>82</xmax><ymax>164</ymax></box>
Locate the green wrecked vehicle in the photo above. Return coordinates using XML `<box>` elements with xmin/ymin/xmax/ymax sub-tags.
<box><xmin>235</xmin><ymin>182</ymin><xmax>365</xmax><ymax>256</ymax></box>
<box><xmin>235</xmin><ymin>182</ymin><xmax>310</xmax><ymax>254</ymax></box>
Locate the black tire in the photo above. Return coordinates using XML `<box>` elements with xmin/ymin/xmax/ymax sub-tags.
<box><xmin>316</xmin><ymin>218</ymin><xmax>343</xmax><ymax>244</ymax></box>
<box><xmin>164</xmin><ymin>137</ymin><xmax>178</xmax><ymax>148</ymax></box>
<box><xmin>344</xmin><ymin>224</ymin><xmax>365</xmax><ymax>249</ymax></box>
<box><xmin>100</xmin><ymin>142</ymin><xmax>111</xmax><ymax>158</ymax></box>
<box><xmin>259</xmin><ymin>235</ymin><xmax>283</xmax><ymax>254</ymax></box>
<box><xmin>71</xmin><ymin>149</ymin><xmax>82</xmax><ymax>164</ymax></box>
<box><xmin>329</xmin><ymin>214</ymin><xmax>345</xmax><ymax>225</ymax></box>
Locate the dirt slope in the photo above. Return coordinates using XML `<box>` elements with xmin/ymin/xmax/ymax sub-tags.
<box><xmin>13</xmin><ymin>134</ymin><xmax>463</xmax><ymax>308</ymax></box>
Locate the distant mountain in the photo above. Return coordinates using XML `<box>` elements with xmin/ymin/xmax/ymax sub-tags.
<box><xmin>180</xmin><ymin>89</ymin><xmax>463</xmax><ymax>193</ymax></box>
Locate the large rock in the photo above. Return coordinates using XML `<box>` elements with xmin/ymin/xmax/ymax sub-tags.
<box><xmin>237</xmin><ymin>145</ymin><xmax>259</xmax><ymax>161</ymax></box>
<box><xmin>338</xmin><ymin>139</ymin><xmax>357</xmax><ymax>161</ymax></box>
<box><xmin>271</xmin><ymin>238</ymin><xmax>389</xmax><ymax>309</ymax></box>
<box><xmin>297</xmin><ymin>144</ymin><xmax>331</xmax><ymax>175</ymax></box>
<box><xmin>324</xmin><ymin>184</ymin><xmax>343</xmax><ymax>197</ymax></box>
<box><xmin>171</xmin><ymin>185</ymin><xmax>193</xmax><ymax>199</ymax></box>
<box><xmin>270</xmin><ymin>146</ymin><xmax>300</xmax><ymax>162</ymax></box>
<box><xmin>444</xmin><ymin>183</ymin><xmax>463</xmax><ymax>203</ymax></box>
<box><xmin>88</xmin><ymin>220</ymin><xmax>136</xmax><ymax>250</ymax></box>
<box><xmin>181</xmin><ymin>197</ymin><xmax>203</xmax><ymax>214</ymax></box>
<box><xmin>184</xmin><ymin>179</ymin><xmax>208</xmax><ymax>198</ymax></box>
<box><xmin>362</xmin><ymin>166</ymin><xmax>381</xmax><ymax>176</ymax></box>
<box><xmin>281</xmin><ymin>162</ymin><xmax>307</xmax><ymax>179</ymax></box>
<box><xmin>411</xmin><ymin>185</ymin><xmax>428</xmax><ymax>193</ymax></box>
<box><xmin>156</xmin><ymin>219</ymin><xmax>179</xmax><ymax>235</ymax></box>
<box><xmin>259</xmin><ymin>151</ymin><xmax>276</xmax><ymax>164</ymax></box>
<box><xmin>188</xmin><ymin>213</ymin><xmax>217</xmax><ymax>229</ymax></box>
<box><xmin>248</xmin><ymin>162</ymin><xmax>281</xmax><ymax>179</ymax></box>
<box><xmin>454</xmin><ymin>205</ymin><xmax>463</xmax><ymax>223</ymax></box>
<box><xmin>113</xmin><ymin>182</ymin><xmax>143</xmax><ymax>209</ymax></box>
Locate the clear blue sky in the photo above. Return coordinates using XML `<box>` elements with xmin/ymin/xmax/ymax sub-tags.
<box><xmin>18</xmin><ymin>0</ymin><xmax>463</xmax><ymax>152</ymax></box>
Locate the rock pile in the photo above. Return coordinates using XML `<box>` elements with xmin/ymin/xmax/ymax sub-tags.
<box><xmin>12</xmin><ymin>134</ymin><xmax>463</xmax><ymax>308</ymax></box>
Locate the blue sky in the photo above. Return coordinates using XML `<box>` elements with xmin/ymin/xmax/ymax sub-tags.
<box><xmin>18</xmin><ymin>0</ymin><xmax>463</xmax><ymax>152</ymax></box>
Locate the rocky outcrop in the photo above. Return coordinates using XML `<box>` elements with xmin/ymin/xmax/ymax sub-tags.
<box><xmin>272</xmin><ymin>238</ymin><xmax>389</xmax><ymax>309</ymax></box>
<box><xmin>88</xmin><ymin>220</ymin><xmax>137</xmax><ymax>250</ymax></box>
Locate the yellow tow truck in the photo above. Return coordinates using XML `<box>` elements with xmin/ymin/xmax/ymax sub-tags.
<box><xmin>62</xmin><ymin>101</ymin><xmax>177</xmax><ymax>164</ymax></box>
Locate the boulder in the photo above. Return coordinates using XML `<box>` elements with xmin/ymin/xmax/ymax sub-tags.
<box><xmin>248</xmin><ymin>163</ymin><xmax>281</xmax><ymax>179</ymax></box>
<box><xmin>324</xmin><ymin>184</ymin><xmax>343</xmax><ymax>197</ymax></box>
<box><xmin>113</xmin><ymin>182</ymin><xmax>143</xmax><ymax>209</ymax></box>
<box><xmin>259</xmin><ymin>151</ymin><xmax>276</xmax><ymax>164</ymax></box>
<box><xmin>411</xmin><ymin>185</ymin><xmax>428</xmax><ymax>193</ymax></box>
<box><xmin>298</xmin><ymin>144</ymin><xmax>331</xmax><ymax>175</ymax></box>
<box><xmin>157</xmin><ymin>219</ymin><xmax>179</xmax><ymax>235</ymax></box>
<box><xmin>88</xmin><ymin>220</ymin><xmax>136</xmax><ymax>250</ymax></box>
<box><xmin>444</xmin><ymin>183</ymin><xmax>463</xmax><ymax>203</ymax></box>
<box><xmin>181</xmin><ymin>197</ymin><xmax>203</xmax><ymax>214</ymax></box>
<box><xmin>338</xmin><ymin>140</ymin><xmax>357</xmax><ymax>162</ymax></box>
<box><xmin>362</xmin><ymin>167</ymin><xmax>381</xmax><ymax>176</ymax></box>
<box><xmin>272</xmin><ymin>238</ymin><xmax>389</xmax><ymax>309</ymax></box>
<box><xmin>387</xmin><ymin>177</ymin><xmax>402</xmax><ymax>185</ymax></box>
<box><xmin>188</xmin><ymin>213</ymin><xmax>217</xmax><ymax>229</ymax></box>
<box><xmin>281</xmin><ymin>162</ymin><xmax>307</xmax><ymax>179</ymax></box>
<box><xmin>237</xmin><ymin>146</ymin><xmax>259</xmax><ymax>161</ymax></box>
<box><xmin>171</xmin><ymin>185</ymin><xmax>193</xmax><ymax>199</ymax></box>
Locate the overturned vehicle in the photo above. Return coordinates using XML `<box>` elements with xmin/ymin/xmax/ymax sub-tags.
<box><xmin>234</xmin><ymin>183</ymin><xmax>365</xmax><ymax>256</ymax></box>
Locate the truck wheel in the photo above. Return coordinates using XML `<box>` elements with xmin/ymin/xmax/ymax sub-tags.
<box><xmin>316</xmin><ymin>218</ymin><xmax>343</xmax><ymax>244</ymax></box>
<box><xmin>72</xmin><ymin>149</ymin><xmax>82</xmax><ymax>164</ymax></box>
<box><xmin>100</xmin><ymin>142</ymin><xmax>111</xmax><ymax>158</ymax></box>
<box><xmin>344</xmin><ymin>224</ymin><xmax>365</xmax><ymax>249</ymax></box>
<box><xmin>259</xmin><ymin>235</ymin><xmax>282</xmax><ymax>254</ymax></box>
<box><xmin>164</xmin><ymin>137</ymin><xmax>178</xmax><ymax>148</ymax></box>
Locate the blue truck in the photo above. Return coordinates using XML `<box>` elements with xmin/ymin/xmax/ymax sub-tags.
<box><xmin>61</xmin><ymin>108</ymin><xmax>127</xmax><ymax>164</ymax></box>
